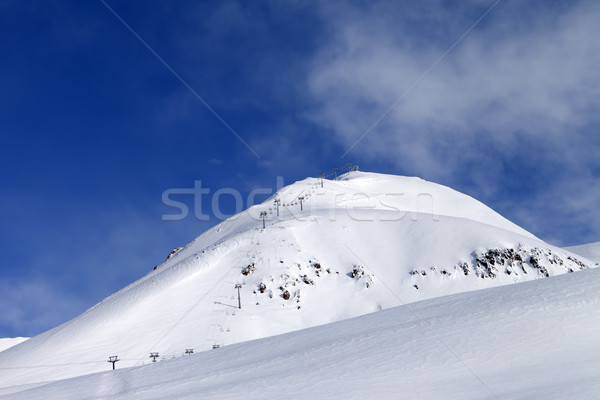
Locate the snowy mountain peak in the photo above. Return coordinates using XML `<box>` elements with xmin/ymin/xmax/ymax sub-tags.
<box><xmin>244</xmin><ymin>171</ymin><xmax>532</xmax><ymax>244</ymax></box>
<box><xmin>0</xmin><ymin>171</ymin><xmax>595</xmax><ymax>392</ymax></box>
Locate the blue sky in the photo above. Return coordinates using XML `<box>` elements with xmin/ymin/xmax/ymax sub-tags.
<box><xmin>0</xmin><ymin>0</ymin><xmax>598</xmax><ymax>338</ymax></box>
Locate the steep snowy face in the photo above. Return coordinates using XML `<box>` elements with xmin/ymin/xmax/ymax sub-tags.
<box><xmin>0</xmin><ymin>172</ymin><xmax>595</xmax><ymax>391</ymax></box>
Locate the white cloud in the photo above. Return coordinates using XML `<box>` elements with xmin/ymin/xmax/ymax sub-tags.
<box><xmin>301</xmin><ymin>1</ymin><xmax>600</xmax><ymax>243</ymax></box>
<box><xmin>306</xmin><ymin>0</ymin><xmax>600</xmax><ymax>179</ymax></box>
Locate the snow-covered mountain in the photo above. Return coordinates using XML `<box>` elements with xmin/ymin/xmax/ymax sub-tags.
<box><xmin>0</xmin><ymin>172</ymin><xmax>596</xmax><ymax>394</ymax></box>
<box><xmin>0</xmin><ymin>338</ymin><xmax>28</xmax><ymax>353</ymax></box>
<box><xmin>564</xmin><ymin>241</ymin><xmax>600</xmax><ymax>263</ymax></box>
<box><xmin>3</xmin><ymin>265</ymin><xmax>599</xmax><ymax>400</ymax></box>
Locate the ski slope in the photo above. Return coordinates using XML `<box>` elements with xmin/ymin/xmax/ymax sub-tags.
<box><xmin>4</xmin><ymin>267</ymin><xmax>599</xmax><ymax>400</ymax></box>
<box><xmin>0</xmin><ymin>172</ymin><xmax>596</xmax><ymax>393</ymax></box>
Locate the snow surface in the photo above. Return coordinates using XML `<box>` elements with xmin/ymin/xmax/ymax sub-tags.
<box><xmin>0</xmin><ymin>338</ymin><xmax>28</xmax><ymax>353</ymax></box>
<box><xmin>3</xmin><ymin>267</ymin><xmax>599</xmax><ymax>400</ymax></box>
<box><xmin>0</xmin><ymin>172</ymin><xmax>596</xmax><ymax>393</ymax></box>
<box><xmin>564</xmin><ymin>241</ymin><xmax>600</xmax><ymax>264</ymax></box>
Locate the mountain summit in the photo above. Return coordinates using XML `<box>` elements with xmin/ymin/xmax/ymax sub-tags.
<box><xmin>0</xmin><ymin>172</ymin><xmax>596</xmax><ymax>390</ymax></box>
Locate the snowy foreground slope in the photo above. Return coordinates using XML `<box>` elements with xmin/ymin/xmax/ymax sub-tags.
<box><xmin>0</xmin><ymin>172</ymin><xmax>597</xmax><ymax>392</ymax></box>
<box><xmin>4</xmin><ymin>268</ymin><xmax>599</xmax><ymax>400</ymax></box>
